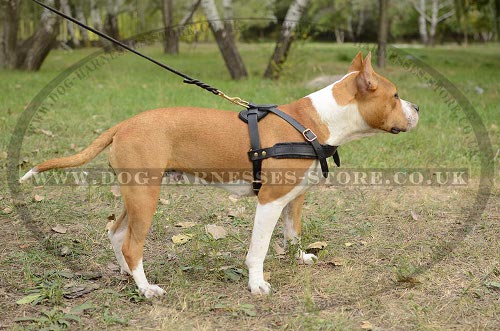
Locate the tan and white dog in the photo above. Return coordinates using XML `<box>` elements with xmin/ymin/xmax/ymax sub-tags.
<box><xmin>20</xmin><ymin>52</ymin><xmax>419</xmax><ymax>298</ymax></box>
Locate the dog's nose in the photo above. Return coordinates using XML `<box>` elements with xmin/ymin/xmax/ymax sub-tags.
<box><xmin>412</xmin><ymin>103</ymin><xmax>419</xmax><ymax>112</ymax></box>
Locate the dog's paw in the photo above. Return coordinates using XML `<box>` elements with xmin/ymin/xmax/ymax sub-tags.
<box><xmin>248</xmin><ymin>279</ymin><xmax>271</xmax><ymax>295</ymax></box>
<box><xmin>139</xmin><ymin>284</ymin><xmax>166</xmax><ymax>298</ymax></box>
<box><xmin>297</xmin><ymin>251</ymin><xmax>317</xmax><ymax>265</ymax></box>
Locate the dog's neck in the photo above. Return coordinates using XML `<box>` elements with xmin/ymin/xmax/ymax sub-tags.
<box><xmin>306</xmin><ymin>72</ymin><xmax>382</xmax><ymax>146</ymax></box>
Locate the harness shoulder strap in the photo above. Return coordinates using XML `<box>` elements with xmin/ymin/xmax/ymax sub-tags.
<box><xmin>240</xmin><ymin>103</ymin><xmax>341</xmax><ymax>195</ymax></box>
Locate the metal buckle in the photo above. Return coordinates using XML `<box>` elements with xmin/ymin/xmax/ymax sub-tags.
<box><xmin>302</xmin><ymin>128</ymin><xmax>317</xmax><ymax>142</ymax></box>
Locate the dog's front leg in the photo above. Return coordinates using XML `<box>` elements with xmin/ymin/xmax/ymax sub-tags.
<box><xmin>283</xmin><ymin>194</ymin><xmax>317</xmax><ymax>264</ymax></box>
<box><xmin>245</xmin><ymin>201</ymin><xmax>285</xmax><ymax>295</ymax></box>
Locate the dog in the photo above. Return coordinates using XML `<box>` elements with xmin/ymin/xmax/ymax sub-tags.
<box><xmin>20</xmin><ymin>52</ymin><xmax>419</xmax><ymax>298</ymax></box>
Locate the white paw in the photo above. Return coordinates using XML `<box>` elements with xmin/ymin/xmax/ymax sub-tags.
<box><xmin>139</xmin><ymin>284</ymin><xmax>166</xmax><ymax>298</ymax></box>
<box><xmin>297</xmin><ymin>251</ymin><xmax>317</xmax><ymax>265</ymax></box>
<box><xmin>248</xmin><ymin>279</ymin><xmax>271</xmax><ymax>295</ymax></box>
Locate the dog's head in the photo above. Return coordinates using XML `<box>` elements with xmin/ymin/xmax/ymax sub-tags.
<box><xmin>332</xmin><ymin>52</ymin><xmax>419</xmax><ymax>135</ymax></box>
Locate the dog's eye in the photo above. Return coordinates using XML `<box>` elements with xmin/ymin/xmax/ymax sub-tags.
<box><xmin>394</xmin><ymin>93</ymin><xmax>399</xmax><ymax>99</ymax></box>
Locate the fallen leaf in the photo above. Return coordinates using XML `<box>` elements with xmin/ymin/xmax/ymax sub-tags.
<box><xmin>228</xmin><ymin>194</ymin><xmax>239</xmax><ymax>203</ymax></box>
<box><xmin>51</xmin><ymin>224</ymin><xmax>67</xmax><ymax>234</ymax></box>
<box><xmin>0</xmin><ymin>151</ymin><xmax>7</xmax><ymax>159</ymax></box>
<box><xmin>3</xmin><ymin>207</ymin><xmax>12</xmax><ymax>214</ymax></box>
<box><xmin>222</xmin><ymin>267</ymin><xmax>245</xmax><ymax>281</ymax></box>
<box><xmin>63</xmin><ymin>283</ymin><xmax>100</xmax><ymax>299</ymax></box>
<box><xmin>360</xmin><ymin>241</ymin><xmax>368</xmax><ymax>246</ymax></box>
<box><xmin>107</xmin><ymin>214</ymin><xmax>116</xmax><ymax>221</ymax></box>
<box><xmin>16</xmin><ymin>293</ymin><xmax>42</xmax><ymax>305</ymax></box>
<box><xmin>360</xmin><ymin>320</ymin><xmax>373</xmax><ymax>330</ymax></box>
<box><xmin>38</xmin><ymin>129</ymin><xmax>54</xmax><ymax>137</ymax></box>
<box><xmin>263</xmin><ymin>271</ymin><xmax>271</xmax><ymax>281</ymax></box>
<box><xmin>33</xmin><ymin>194</ymin><xmax>44</xmax><ymax>202</ymax></box>
<box><xmin>75</xmin><ymin>271</ymin><xmax>102</xmax><ymax>280</ymax></box>
<box><xmin>107</xmin><ymin>262</ymin><xmax>120</xmax><ymax>272</ymax></box>
<box><xmin>19</xmin><ymin>244</ymin><xmax>29</xmax><ymax>249</ymax></box>
<box><xmin>205</xmin><ymin>224</ymin><xmax>227</xmax><ymax>240</ymax></box>
<box><xmin>228</xmin><ymin>207</ymin><xmax>245</xmax><ymax>218</ymax></box>
<box><xmin>175</xmin><ymin>221</ymin><xmax>196</xmax><ymax>228</ymax></box>
<box><xmin>484</xmin><ymin>281</ymin><xmax>500</xmax><ymax>290</ymax></box>
<box><xmin>60</xmin><ymin>245</ymin><xmax>71</xmax><ymax>256</ymax></box>
<box><xmin>172</xmin><ymin>233</ymin><xmax>194</xmax><ymax>245</ymax></box>
<box><xmin>70</xmin><ymin>143</ymin><xmax>77</xmax><ymax>150</ymax></box>
<box><xmin>397</xmin><ymin>276</ymin><xmax>421</xmax><ymax>284</ymax></box>
<box><xmin>239</xmin><ymin>303</ymin><xmax>257</xmax><ymax>317</ymax></box>
<box><xmin>159</xmin><ymin>198</ymin><xmax>170</xmax><ymax>205</ymax></box>
<box><xmin>18</xmin><ymin>157</ymin><xmax>29</xmax><ymax>166</ymax></box>
<box><xmin>106</xmin><ymin>220</ymin><xmax>114</xmax><ymax>230</ymax></box>
<box><xmin>344</xmin><ymin>242</ymin><xmax>353</xmax><ymax>247</ymax></box>
<box><xmin>0</xmin><ymin>196</ymin><xmax>3</xmax><ymax>201</ymax></box>
<box><xmin>273</xmin><ymin>242</ymin><xmax>286</xmax><ymax>256</ymax></box>
<box><xmin>110</xmin><ymin>185</ymin><xmax>121</xmax><ymax>197</ymax></box>
<box><xmin>306</xmin><ymin>241</ymin><xmax>328</xmax><ymax>254</ymax></box>
<box><xmin>410</xmin><ymin>210</ymin><xmax>419</xmax><ymax>221</ymax></box>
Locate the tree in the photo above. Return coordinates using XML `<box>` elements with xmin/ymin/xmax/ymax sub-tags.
<box><xmin>61</xmin><ymin>0</ymin><xmax>80</xmax><ymax>47</ymax></box>
<box><xmin>412</xmin><ymin>0</ymin><xmax>455</xmax><ymax>46</ymax></box>
<box><xmin>0</xmin><ymin>0</ymin><xmax>21</xmax><ymax>69</ymax></box>
<box><xmin>15</xmin><ymin>0</ymin><xmax>61</xmax><ymax>71</ymax></box>
<box><xmin>103</xmin><ymin>0</ymin><xmax>123</xmax><ymax>51</ymax></box>
<box><xmin>201</xmin><ymin>0</ymin><xmax>247</xmax><ymax>80</ymax></box>
<box><xmin>161</xmin><ymin>0</ymin><xmax>201</xmax><ymax>55</ymax></box>
<box><xmin>263</xmin><ymin>0</ymin><xmax>310</xmax><ymax>79</ymax></box>
<box><xmin>377</xmin><ymin>0</ymin><xmax>389</xmax><ymax>68</ymax></box>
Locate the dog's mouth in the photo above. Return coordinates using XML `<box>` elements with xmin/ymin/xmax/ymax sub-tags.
<box><xmin>390</xmin><ymin>127</ymin><xmax>406</xmax><ymax>134</ymax></box>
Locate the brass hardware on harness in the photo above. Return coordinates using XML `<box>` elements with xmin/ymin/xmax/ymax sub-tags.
<box><xmin>261</xmin><ymin>151</ymin><xmax>267</xmax><ymax>157</ymax></box>
<box><xmin>218</xmin><ymin>91</ymin><xmax>250</xmax><ymax>109</ymax></box>
<box><xmin>253</xmin><ymin>152</ymin><xmax>258</xmax><ymax>158</ymax></box>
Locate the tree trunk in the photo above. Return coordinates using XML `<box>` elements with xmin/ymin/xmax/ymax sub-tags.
<box><xmin>103</xmin><ymin>0</ymin><xmax>122</xmax><ymax>51</ymax></box>
<box><xmin>76</xmin><ymin>0</ymin><xmax>89</xmax><ymax>47</ymax></box>
<box><xmin>0</xmin><ymin>0</ymin><xmax>21</xmax><ymax>69</ymax></box>
<box><xmin>416</xmin><ymin>0</ymin><xmax>429</xmax><ymax>44</ymax></box>
<box><xmin>495</xmin><ymin>0</ymin><xmax>499</xmax><ymax>42</ymax></box>
<box><xmin>201</xmin><ymin>0</ymin><xmax>247</xmax><ymax>80</ymax></box>
<box><xmin>223</xmin><ymin>0</ymin><xmax>234</xmax><ymax>40</ymax></box>
<box><xmin>162</xmin><ymin>0</ymin><xmax>178</xmax><ymax>54</ymax></box>
<box><xmin>428</xmin><ymin>0</ymin><xmax>438</xmax><ymax>46</ymax></box>
<box><xmin>16</xmin><ymin>0</ymin><xmax>60</xmax><ymax>71</ymax></box>
<box><xmin>90</xmin><ymin>0</ymin><xmax>103</xmax><ymax>47</ymax></box>
<box><xmin>263</xmin><ymin>0</ymin><xmax>310</xmax><ymax>79</ymax></box>
<box><xmin>377</xmin><ymin>0</ymin><xmax>389</xmax><ymax>68</ymax></box>
<box><xmin>61</xmin><ymin>0</ymin><xmax>80</xmax><ymax>48</ymax></box>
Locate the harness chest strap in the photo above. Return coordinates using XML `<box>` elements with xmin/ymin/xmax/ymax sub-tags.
<box><xmin>239</xmin><ymin>104</ymin><xmax>340</xmax><ymax>194</ymax></box>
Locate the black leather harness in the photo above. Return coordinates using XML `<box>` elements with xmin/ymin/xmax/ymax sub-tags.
<box><xmin>239</xmin><ymin>103</ymin><xmax>340</xmax><ymax>195</ymax></box>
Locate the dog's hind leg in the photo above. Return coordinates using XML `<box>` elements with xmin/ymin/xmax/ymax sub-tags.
<box><xmin>108</xmin><ymin>209</ymin><xmax>131</xmax><ymax>275</ymax></box>
<box><xmin>283</xmin><ymin>194</ymin><xmax>317</xmax><ymax>265</ymax></box>
<box><xmin>120</xmin><ymin>177</ymin><xmax>164</xmax><ymax>298</ymax></box>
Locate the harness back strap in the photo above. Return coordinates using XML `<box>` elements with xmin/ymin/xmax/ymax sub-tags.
<box><xmin>241</xmin><ymin>104</ymin><xmax>340</xmax><ymax>195</ymax></box>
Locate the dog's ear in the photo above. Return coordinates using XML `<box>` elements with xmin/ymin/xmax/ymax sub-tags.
<box><xmin>356</xmin><ymin>52</ymin><xmax>378</xmax><ymax>92</ymax></box>
<box><xmin>348</xmin><ymin>51</ymin><xmax>363</xmax><ymax>72</ymax></box>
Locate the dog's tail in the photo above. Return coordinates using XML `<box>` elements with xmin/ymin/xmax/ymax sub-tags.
<box><xmin>19</xmin><ymin>124</ymin><xmax>120</xmax><ymax>182</ymax></box>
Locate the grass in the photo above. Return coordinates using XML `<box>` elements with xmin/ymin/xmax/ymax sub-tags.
<box><xmin>0</xmin><ymin>41</ymin><xmax>498</xmax><ymax>330</ymax></box>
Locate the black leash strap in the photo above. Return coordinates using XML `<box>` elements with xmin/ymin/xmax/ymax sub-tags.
<box><xmin>32</xmin><ymin>0</ymin><xmax>249</xmax><ymax>106</ymax></box>
<box><xmin>241</xmin><ymin>104</ymin><xmax>340</xmax><ymax>195</ymax></box>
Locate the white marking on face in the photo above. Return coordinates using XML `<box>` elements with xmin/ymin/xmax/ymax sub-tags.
<box><xmin>306</xmin><ymin>73</ymin><xmax>382</xmax><ymax>146</ymax></box>
<box><xmin>401</xmin><ymin>99</ymin><xmax>419</xmax><ymax>131</ymax></box>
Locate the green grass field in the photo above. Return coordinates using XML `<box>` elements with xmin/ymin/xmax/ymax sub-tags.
<box><xmin>0</xmin><ymin>42</ymin><xmax>498</xmax><ymax>330</ymax></box>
